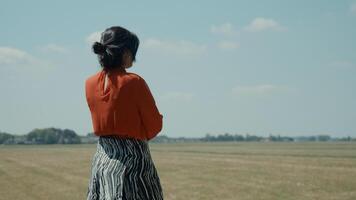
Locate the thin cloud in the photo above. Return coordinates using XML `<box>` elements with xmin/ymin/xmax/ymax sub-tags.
<box><xmin>0</xmin><ymin>47</ymin><xmax>38</xmax><ymax>65</ymax></box>
<box><xmin>86</xmin><ymin>31</ymin><xmax>102</xmax><ymax>44</ymax></box>
<box><xmin>210</xmin><ymin>22</ymin><xmax>238</xmax><ymax>36</ymax></box>
<box><xmin>231</xmin><ymin>84</ymin><xmax>289</xmax><ymax>96</ymax></box>
<box><xmin>244</xmin><ymin>18</ymin><xmax>286</xmax><ymax>32</ymax></box>
<box><xmin>217</xmin><ymin>41</ymin><xmax>239</xmax><ymax>50</ymax></box>
<box><xmin>39</xmin><ymin>44</ymin><xmax>68</xmax><ymax>53</ymax></box>
<box><xmin>351</xmin><ymin>2</ymin><xmax>356</xmax><ymax>14</ymax></box>
<box><xmin>160</xmin><ymin>92</ymin><xmax>194</xmax><ymax>102</ymax></box>
<box><xmin>329</xmin><ymin>61</ymin><xmax>355</xmax><ymax>69</ymax></box>
<box><xmin>142</xmin><ymin>38</ymin><xmax>207</xmax><ymax>55</ymax></box>
<box><xmin>0</xmin><ymin>46</ymin><xmax>53</xmax><ymax>74</ymax></box>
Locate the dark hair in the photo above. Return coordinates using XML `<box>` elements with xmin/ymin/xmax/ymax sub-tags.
<box><xmin>92</xmin><ymin>26</ymin><xmax>139</xmax><ymax>71</ymax></box>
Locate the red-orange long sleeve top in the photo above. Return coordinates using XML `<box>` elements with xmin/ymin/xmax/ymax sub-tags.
<box><xmin>85</xmin><ymin>67</ymin><xmax>163</xmax><ymax>141</ymax></box>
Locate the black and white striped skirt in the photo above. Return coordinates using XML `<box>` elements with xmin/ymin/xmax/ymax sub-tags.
<box><xmin>86</xmin><ymin>135</ymin><xmax>164</xmax><ymax>200</ymax></box>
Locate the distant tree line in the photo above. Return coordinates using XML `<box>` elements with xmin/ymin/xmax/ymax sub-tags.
<box><xmin>201</xmin><ymin>133</ymin><xmax>267</xmax><ymax>142</ymax></box>
<box><xmin>150</xmin><ymin>133</ymin><xmax>356</xmax><ymax>143</ymax></box>
<box><xmin>0</xmin><ymin>128</ymin><xmax>81</xmax><ymax>144</ymax></box>
<box><xmin>1</xmin><ymin>129</ymin><xmax>355</xmax><ymax>145</ymax></box>
<box><xmin>200</xmin><ymin>133</ymin><xmax>355</xmax><ymax>142</ymax></box>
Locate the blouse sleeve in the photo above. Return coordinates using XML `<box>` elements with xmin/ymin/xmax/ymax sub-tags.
<box><xmin>84</xmin><ymin>78</ymin><xmax>92</xmax><ymax>111</ymax></box>
<box><xmin>136</xmin><ymin>77</ymin><xmax>163</xmax><ymax>140</ymax></box>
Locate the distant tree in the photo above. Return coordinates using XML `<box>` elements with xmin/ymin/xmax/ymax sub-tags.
<box><xmin>338</xmin><ymin>136</ymin><xmax>352</xmax><ymax>142</ymax></box>
<box><xmin>269</xmin><ymin>134</ymin><xmax>279</xmax><ymax>141</ymax></box>
<box><xmin>0</xmin><ymin>132</ymin><xmax>14</xmax><ymax>144</ymax></box>
<box><xmin>268</xmin><ymin>134</ymin><xmax>294</xmax><ymax>142</ymax></box>
<box><xmin>26</xmin><ymin>128</ymin><xmax>81</xmax><ymax>144</ymax></box>
<box><xmin>86</xmin><ymin>132</ymin><xmax>95</xmax><ymax>137</ymax></box>
<box><xmin>309</xmin><ymin>136</ymin><xmax>317</xmax><ymax>141</ymax></box>
<box><xmin>62</xmin><ymin>129</ymin><xmax>81</xmax><ymax>144</ymax></box>
<box><xmin>233</xmin><ymin>134</ymin><xmax>244</xmax><ymax>141</ymax></box>
<box><xmin>202</xmin><ymin>133</ymin><xmax>216</xmax><ymax>142</ymax></box>
<box><xmin>317</xmin><ymin>135</ymin><xmax>331</xmax><ymax>141</ymax></box>
<box><xmin>217</xmin><ymin>133</ymin><xmax>234</xmax><ymax>141</ymax></box>
<box><xmin>245</xmin><ymin>133</ymin><xmax>262</xmax><ymax>142</ymax></box>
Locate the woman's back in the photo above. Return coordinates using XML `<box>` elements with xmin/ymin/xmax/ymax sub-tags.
<box><xmin>85</xmin><ymin>67</ymin><xmax>163</xmax><ymax>141</ymax></box>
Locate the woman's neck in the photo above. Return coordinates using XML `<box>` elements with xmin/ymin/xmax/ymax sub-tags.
<box><xmin>104</xmin><ymin>67</ymin><xmax>126</xmax><ymax>75</ymax></box>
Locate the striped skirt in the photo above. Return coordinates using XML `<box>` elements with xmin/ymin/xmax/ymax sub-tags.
<box><xmin>86</xmin><ymin>135</ymin><xmax>164</xmax><ymax>200</ymax></box>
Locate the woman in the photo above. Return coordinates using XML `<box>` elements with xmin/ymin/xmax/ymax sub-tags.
<box><xmin>85</xmin><ymin>26</ymin><xmax>164</xmax><ymax>200</ymax></box>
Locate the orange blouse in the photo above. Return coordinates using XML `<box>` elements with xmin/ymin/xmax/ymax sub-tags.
<box><xmin>85</xmin><ymin>67</ymin><xmax>163</xmax><ymax>141</ymax></box>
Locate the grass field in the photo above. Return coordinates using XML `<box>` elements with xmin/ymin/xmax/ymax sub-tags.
<box><xmin>1</xmin><ymin>142</ymin><xmax>356</xmax><ymax>200</ymax></box>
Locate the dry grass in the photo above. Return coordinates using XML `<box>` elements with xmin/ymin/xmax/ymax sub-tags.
<box><xmin>1</xmin><ymin>142</ymin><xmax>356</xmax><ymax>200</ymax></box>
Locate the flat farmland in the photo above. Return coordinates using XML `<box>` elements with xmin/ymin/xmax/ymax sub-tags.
<box><xmin>0</xmin><ymin>142</ymin><xmax>356</xmax><ymax>200</ymax></box>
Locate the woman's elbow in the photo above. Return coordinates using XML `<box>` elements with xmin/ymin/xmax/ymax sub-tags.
<box><xmin>147</xmin><ymin>114</ymin><xmax>163</xmax><ymax>140</ymax></box>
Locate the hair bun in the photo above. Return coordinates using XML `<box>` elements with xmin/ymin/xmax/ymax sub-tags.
<box><xmin>92</xmin><ymin>42</ymin><xmax>106</xmax><ymax>55</ymax></box>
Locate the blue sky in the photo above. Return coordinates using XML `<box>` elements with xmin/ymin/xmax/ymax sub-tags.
<box><xmin>1</xmin><ymin>0</ymin><xmax>355</xmax><ymax>137</ymax></box>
